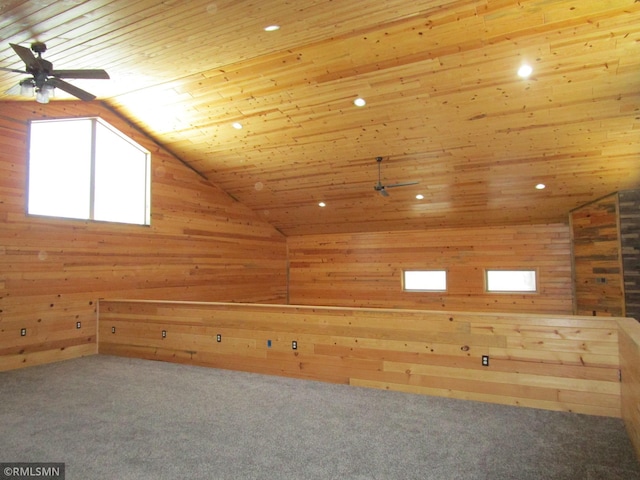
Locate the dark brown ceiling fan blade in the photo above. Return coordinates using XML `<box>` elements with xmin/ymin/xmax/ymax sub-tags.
<box><xmin>0</xmin><ymin>66</ymin><xmax>28</xmax><ymax>74</ymax></box>
<box><xmin>53</xmin><ymin>69</ymin><xmax>110</xmax><ymax>79</ymax></box>
<box><xmin>9</xmin><ymin>43</ymin><xmax>38</xmax><ymax>69</ymax></box>
<box><xmin>47</xmin><ymin>77</ymin><xmax>96</xmax><ymax>101</ymax></box>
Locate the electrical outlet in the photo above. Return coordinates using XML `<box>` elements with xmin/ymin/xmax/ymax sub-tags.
<box><xmin>162</xmin><ymin>330</ymin><xmax>167</xmax><ymax>338</ymax></box>
<box><xmin>20</xmin><ymin>328</ymin><xmax>27</xmax><ymax>336</ymax></box>
<box><xmin>292</xmin><ymin>340</ymin><xmax>298</xmax><ymax>350</ymax></box>
<box><xmin>76</xmin><ymin>321</ymin><xmax>82</xmax><ymax>329</ymax></box>
<box><xmin>216</xmin><ymin>334</ymin><xmax>221</xmax><ymax>342</ymax></box>
<box><xmin>482</xmin><ymin>355</ymin><xmax>489</xmax><ymax>366</ymax></box>
<box><xmin>111</xmin><ymin>326</ymin><xmax>116</xmax><ymax>334</ymax></box>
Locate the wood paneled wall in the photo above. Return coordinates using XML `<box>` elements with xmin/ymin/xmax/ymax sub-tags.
<box><xmin>98</xmin><ymin>299</ymin><xmax>622</xmax><ymax>417</ymax></box>
<box><xmin>287</xmin><ymin>224</ymin><xmax>572</xmax><ymax>314</ymax></box>
<box><xmin>0</xmin><ymin>101</ymin><xmax>287</xmax><ymax>371</ymax></box>
<box><xmin>570</xmin><ymin>194</ymin><xmax>625</xmax><ymax>317</ymax></box>
<box><xmin>619</xmin><ymin>317</ymin><xmax>640</xmax><ymax>458</ymax></box>
<box><xmin>619</xmin><ymin>189</ymin><xmax>640</xmax><ymax>321</ymax></box>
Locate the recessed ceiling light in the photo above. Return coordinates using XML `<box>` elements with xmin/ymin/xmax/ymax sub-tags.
<box><xmin>232</xmin><ymin>122</ymin><xmax>243</xmax><ymax>129</ymax></box>
<box><xmin>318</xmin><ymin>202</ymin><xmax>326</xmax><ymax>207</ymax></box>
<box><xmin>354</xmin><ymin>97</ymin><xmax>366</xmax><ymax>107</ymax></box>
<box><xmin>416</xmin><ymin>194</ymin><xmax>424</xmax><ymax>200</ymax></box>
<box><xmin>264</xmin><ymin>25</ymin><xmax>280</xmax><ymax>32</ymax></box>
<box><xmin>518</xmin><ymin>64</ymin><xmax>533</xmax><ymax>78</ymax></box>
<box><xmin>535</xmin><ymin>183</ymin><xmax>546</xmax><ymax>190</ymax></box>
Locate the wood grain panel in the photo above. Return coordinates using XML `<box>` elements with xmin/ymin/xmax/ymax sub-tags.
<box><xmin>0</xmin><ymin>101</ymin><xmax>287</xmax><ymax>371</ymax></box>
<box><xmin>287</xmin><ymin>224</ymin><xmax>572</xmax><ymax>314</ymax></box>
<box><xmin>98</xmin><ymin>300</ymin><xmax>622</xmax><ymax>417</ymax></box>
<box><xmin>619</xmin><ymin>317</ymin><xmax>640</xmax><ymax>458</ymax></box>
<box><xmin>619</xmin><ymin>189</ymin><xmax>640</xmax><ymax>321</ymax></box>
<box><xmin>570</xmin><ymin>194</ymin><xmax>625</xmax><ymax>316</ymax></box>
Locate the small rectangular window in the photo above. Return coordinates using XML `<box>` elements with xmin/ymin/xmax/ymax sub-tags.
<box><xmin>486</xmin><ymin>270</ymin><xmax>537</xmax><ymax>292</ymax></box>
<box><xmin>403</xmin><ymin>270</ymin><xmax>447</xmax><ymax>292</ymax></box>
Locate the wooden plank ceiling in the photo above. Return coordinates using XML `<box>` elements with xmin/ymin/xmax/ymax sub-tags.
<box><xmin>1</xmin><ymin>0</ymin><xmax>639</xmax><ymax>236</ymax></box>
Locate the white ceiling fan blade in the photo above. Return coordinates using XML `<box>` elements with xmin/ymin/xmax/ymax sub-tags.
<box><xmin>374</xmin><ymin>156</ymin><xmax>418</xmax><ymax>196</ymax></box>
<box><xmin>385</xmin><ymin>181</ymin><xmax>420</xmax><ymax>189</ymax></box>
<box><xmin>374</xmin><ymin>185</ymin><xmax>390</xmax><ymax>196</ymax></box>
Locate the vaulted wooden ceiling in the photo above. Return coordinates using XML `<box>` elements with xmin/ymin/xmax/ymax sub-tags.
<box><xmin>1</xmin><ymin>0</ymin><xmax>639</xmax><ymax>235</ymax></box>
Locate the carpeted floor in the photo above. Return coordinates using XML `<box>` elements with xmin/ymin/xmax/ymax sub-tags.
<box><xmin>1</xmin><ymin>355</ymin><xmax>639</xmax><ymax>480</ymax></box>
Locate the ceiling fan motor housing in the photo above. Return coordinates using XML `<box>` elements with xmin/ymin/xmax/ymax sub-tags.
<box><xmin>31</xmin><ymin>42</ymin><xmax>47</xmax><ymax>55</ymax></box>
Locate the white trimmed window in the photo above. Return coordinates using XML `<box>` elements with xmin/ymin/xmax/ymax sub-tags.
<box><xmin>485</xmin><ymin>269</ymin><xmax>537</xmax><ymax>293</ymax></box>
<box><xmin>28</xmin><ymin>117</ymin><xmax>151</xmax><ymax>225</ymax></box>
<box><xmin>403</xmin><ymin>270</ymin><xmax>447</xmax><ymax>292</ymax></box>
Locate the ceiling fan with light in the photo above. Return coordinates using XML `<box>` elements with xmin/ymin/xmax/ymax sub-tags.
<box><xmin>373</xmin><ymin>156</ymin><xmax>419</xmax><ymax>197</ymax></box>
<box><xmin>1</xmin><ymin>42</ymin><xmax>109</xmax><ymax>104</ymax></box>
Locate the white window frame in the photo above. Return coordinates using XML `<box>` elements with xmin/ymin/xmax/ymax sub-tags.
<box><xmin>485</xmin><ymin>269</ymin><xmax>538</xmax><ymax>293</ymax></box>
<box><xmin>27</xmin><ymin>117</ymin><xmax>151</xmax><ymax>226</ymax></box>
<box><xmin>402</xmin><ymin>270</ymin><xmax>447</xmax><ymax>292</ymax></box>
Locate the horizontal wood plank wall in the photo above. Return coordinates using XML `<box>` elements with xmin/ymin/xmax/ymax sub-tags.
<box><xmin>99</xmin><ymin>299</ymin><xmax>622</xmax><ymax>417</ymax></box>
<box><xmin>619</xmin><ymin>317</ymin><xmax>640</xmax><ymax>458</ymax></box>
<box><xmin>287</xmin><ymin>224</ymin><xmax>572</xmax><ymax>314</ymax></box>
<box><xmin>0</xmin><ymin>101</ymin><xmax>287</xmax><ymax>371</ymax></box>
<box><xmin>619</xmin><ymin>189</ymin><xmax>640</xmax><ymax>321</ymax></box>
<box><xmin>570</xmin><ymin>194</ymin><xmax>625</xmax><ymax>317</ymax></box>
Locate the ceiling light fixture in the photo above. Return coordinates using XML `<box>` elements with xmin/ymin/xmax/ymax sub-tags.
<box><xmin>354</xmin><ymin>97</ymin><xmax>366</xmax><ymax>107</ymax></box>
<box><xmin>35</xmin><ymin>85</ymin><xmax>54</xmax><ymax>104</ymax></box>
<box><xmin>535</xmin><ymin>183</ymin><xmax>546</xmax><ymax>190</ymax></box>
<box><xmin>518</xmin><ymin>64</ymin><xmax>533</xmax><ymax>78</ymax></box>
<box><xmin>318</xmin><ymin>202</ymin><xmax>326</xmax><ymax>207</ymax></box>
<box><xmin>232</xmin><ymin>122</ymin><xmax>243</xmax><ymax>129</ymax></box>
<box><xmin>20</xmin><ymin>78</ymin><xmax>35</xmax><ymax>96</ymax></box>
<box><xmin>264</xmin><ymin>25</ymin><xmax>280</xmax><ymax>32</ymax></box>
<box><xmin>416</xmin><ymin>194</ymin><xmax>424</xmax><ymax>200</ymax></box>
